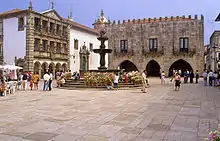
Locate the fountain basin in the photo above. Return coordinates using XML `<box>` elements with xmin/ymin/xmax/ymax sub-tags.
<box><xmin>93</xmin><ymin>49</ymin><xmax>112</xmax><ymax>54</ymax></box>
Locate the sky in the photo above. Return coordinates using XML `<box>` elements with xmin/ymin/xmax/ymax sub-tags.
<box><xmin>0</xmin><ymin>0</ymin><xmax>220</xmax><ymax>44</ymax></box>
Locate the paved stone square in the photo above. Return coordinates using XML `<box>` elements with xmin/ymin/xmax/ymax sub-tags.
<box><xmin>0</xmin><ymin>78</ymin><xmax>219</xmax><ymax>141</ymax></box>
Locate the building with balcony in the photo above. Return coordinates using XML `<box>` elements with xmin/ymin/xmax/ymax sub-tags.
<box><xmin>0</xmin><ymin>2</ymin><xmax>103</xmax><ymax>78</ymax></box>
<box><xmin>94</xmin><ymin>12</ymin><xmax>204</xmax><ymax>76</ymax></box>
<box><xmin>207</xmin><ymin>31</ymin><xmax>220</xmax><ymax>71</ymax></box>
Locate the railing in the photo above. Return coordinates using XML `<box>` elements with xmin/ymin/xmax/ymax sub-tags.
<box><xmin>142</xmin><ymin>47</ymin><xmax>164</xmax><ymax>57</ymax></box>
<box><xmin>114</xmin><ymin>49</ymin><xmax>134</xmax><ymax>57</ymax></box>
<box><xmin>34</xmin><ymin>51</ymin><xmax>68</xmax><ymax>60</ymax></box>
<box><xmin>173</xmin><ymin>48</ymin><xmax>196</xmax><ymax>57</ymax></box>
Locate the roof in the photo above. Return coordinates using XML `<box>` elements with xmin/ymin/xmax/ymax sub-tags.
<box><xmin>41</xmin><ymin>9</ymin><xmax>62</xmax><ymax>20</ymax></box>
<box><xmin>215</xmin><ymin>13</ymin><xmax>220</xmax><ymax>21</ymax></box>
<box><xmin>64</xmin><ymin>19</ymin><xmax>99</xmax><ymax>35</ymax></box>
<box><xmin>210</xmin><ymin>30</ymin><xmax>220</xmax><ymax>39</ymax></box>
<box><xmin>0</xmin><ymin>9</ymin><xmax>26</xmax><ymax>18</ymax></box>
<box><xmin>0</xmin><ymin>8</ymin><xmax>99</xmax><ymax>35</ymax></box>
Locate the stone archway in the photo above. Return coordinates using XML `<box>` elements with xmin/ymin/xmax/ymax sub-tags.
<box><xmin>41</xmin><ymin>62</ymin><xmax>48</xmax><ymax>78</ymax></box>
<box><xmin>169</xmin><ymin>59</ymin><xmax>193</xmax><ymax>76</ymax></box>
<box><xmin>56</xmin><ymin>63</ymin><xmax>61</xmax><ymax>72</ymax></box>
<box><xmin>146</xmin><ymin>60</ymin><xmax>161</xmax><ymax>76</ymax></box>
<box><xmin>62</xmin><ymin>63</ymin><xmax>67</xmax><ymax>72</ymax></box>
<box><xmin>34</xmin><ymin>61</ymin><xmax>41</xmax><ymax>74</ymax></box>
<box><xmin>48</xmin><ymin>62</ymin><xmax>55</xmax><ymax>75</ymax></box>
<box><xmin>119</xmin><ymin>60</ymin><xmax>138</xmax><ymax>72</ymax></box>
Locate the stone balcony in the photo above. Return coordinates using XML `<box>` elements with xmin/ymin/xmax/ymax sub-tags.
<box><xmin>114</xmin><ymin>49</ymin><xmax>134</xmax><ymax>57</ymax></box>
<box><xmin>34</xmin><ymin>51</ymin><xmax>68</xmax><ymax>61</ymax></box>
<box><xmin>173</xmin><ymin>48</ymin><xmax>196</xmax><ymax>57</ymax></box>
<box><xmin>142</xmin><ymin>47</ymin><xmax>164</xmax><ymax>57</ymax></box>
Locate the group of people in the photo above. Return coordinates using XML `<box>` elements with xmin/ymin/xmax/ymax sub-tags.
<box><xmin>17</xmin><ymin>71</ymin><xmax>40</xmax><ymax>91</ymax></box>
<box><xmin>202</xmin><ymin>69</ymin><xmax>220</xmax><ymax>87</ymax></box>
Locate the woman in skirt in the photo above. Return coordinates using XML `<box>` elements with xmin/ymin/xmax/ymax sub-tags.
<box><xmin>175</xmin><ymin>73</ymin><xmax>181</xmax><ymax>91</ymax></box>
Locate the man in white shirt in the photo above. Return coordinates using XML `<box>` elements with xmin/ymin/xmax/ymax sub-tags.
<box><xmin>141</xmin><ymin>70</ymin><xmax>147</xmax><ymax>93</ymax></box>
<box><xmin>43</xmin><ymin>72</ymin><xmax>50</xmax><ymax>91</ymax></box>
<box><xmin>113</xmin><ymin>73</ymin><xmax>119</xmax><ymax>89</ymax></box>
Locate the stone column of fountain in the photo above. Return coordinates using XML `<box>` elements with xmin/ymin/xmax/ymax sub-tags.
<box><xmin>93</xmin><ymin>30</ymin><xmax>112</xmax><ymax>71</ymax></box>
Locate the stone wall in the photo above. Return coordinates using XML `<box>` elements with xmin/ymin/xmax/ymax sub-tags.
<box><xmin>105</xmin><ymin>15</ymin><xmax>204</xmax><ymax>75</ymax></box>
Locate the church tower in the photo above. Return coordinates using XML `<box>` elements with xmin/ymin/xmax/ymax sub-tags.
<box><xmin>93</xmin><ymin>9</ymin><xmax>110</xmax><ymax>31</ymax></box>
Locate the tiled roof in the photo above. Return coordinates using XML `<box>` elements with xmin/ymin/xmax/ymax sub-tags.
<box><xmin>0</xmin><ymin>8</ymin><xmax>99</xmax><ymax>35</ymax></box>
<box><xmin>64</xmin><ymin>19</ymin><xmax>99</xmax><ymax>35</ymax></box>
<box><xmin>0</xmin><ymin>9</ymin><xmax>23</xmax><ymax>16</ymax></box>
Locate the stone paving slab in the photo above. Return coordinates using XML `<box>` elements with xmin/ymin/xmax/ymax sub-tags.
<box><xmin>0</xmin><ymin>78</ymin><xmax>219</xmax><ymax>141</ymax></box>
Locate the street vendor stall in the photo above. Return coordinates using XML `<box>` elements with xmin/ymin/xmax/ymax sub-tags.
<box><xmin>0</xmin><ymin>65</ymin><xmax>23</xmax><ymax>96</ymax></box>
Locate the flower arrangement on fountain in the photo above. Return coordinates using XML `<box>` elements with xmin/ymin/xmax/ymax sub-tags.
<box><xmin>127</xmin><ymin>71</ymin><xmax>142</xmax><ymax>84</ymax></box>
<box><xmin>84</xmin><ymin>72</ymin><xmax>114</xmax><ymax>86</ymax></box>
<box><xmin>64</xmin><ymin>72</ymin><xmax>72</xmax><ymax>79</ymax></box>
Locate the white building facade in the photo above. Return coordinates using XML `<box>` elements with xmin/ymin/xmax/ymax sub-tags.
<box><xmin>69</xmin><ymin>21</ymin><xmax>108</xmax><ymax>73</ymax></box>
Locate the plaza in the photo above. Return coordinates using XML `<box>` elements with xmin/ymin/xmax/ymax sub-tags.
<box><xmin>0</xmin><ymin>78</ymin><xmax>219</xmax><ymax>141</ymax></box>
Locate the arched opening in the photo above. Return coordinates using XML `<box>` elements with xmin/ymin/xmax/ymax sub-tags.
<box><xmin>62</xmin><ymin>63</ymin><xmax>67</xmax><ymax>72</ymax></box>
<box><xmin>34</xmin><ymin>61</ymin><xmax>41</xmax><ymax>74</ymax></box>
<box><xmin>146</xmin><ymin>60</ymin><xmax>161</xmax><ymax>76</ymax></box>
<box><xmin>56</xmin><ymin>63</ymin><xmax>61</xmax><ymax>72</ymax></box>
<box><xmin>48</xmin><ymin>63</ymin><xmax>55</xmax><ymax>74</ymax></box>
<box><xmin>41</xmin><ymin>62</ymin><xmax>48</xmax><ymax>78</ymax></box>
<box><xmin>169</xmin><ymin>59</ymin><xmax>193</xmax><ymax>77</ymax></box>
<box><xmin>119</xmin><ymin>60</ymin><xmax>138</xmax><ymax>72</ymax></box>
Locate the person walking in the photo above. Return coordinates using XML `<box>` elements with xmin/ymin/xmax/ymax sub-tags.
<box><xmin>195</xmin><ymin>70</ymin><xmax>199</xmax><ymax>83</ymax></box>
<box><xmin>183</xmin><ymin>71</ymin><xmax>187</xmax><ymax>83</ymax></box>
<box><xmin>43</xmin><ymin>72</ymin><xmax>50</xmax><ymax>91</ymax></box>
<box><xmin>22</xmin><ymin>72</ymin><xmax>28</xmax><ymax>91</ymax></box>
<box><xmin>189</xmin><ymin>71</ymin><xmax>194</xmax><ymax>83</ymax></box>
<box><xmin>202</xmin><ymin>70</ymin><xmax>208</xmax><ymax>86</ymax></box>
<box><xmin>175</xmin><ymin>73</ymin><xmax>181</xmax><ymax>91</ymax></box>
<box><xmin>213</xmin><ymin>71</ymin><xmax>218</xmax><ymax>87</ymax></box>
<box><xmin>113</xmin><ymin>73</ymin><xmax>119</xmax><ymax>89</ymax></box>
<box><xmin>208</xmin><ymin>70</ymin><xmax>214</xmax><ymax>86</ymax></box>
<box><xmin>161</xmin><ymin>71</ymin><xmax>166</xmax><ymax>84</ymax></box>
<box><xmin>29</xmin><ymin>73</ymin><xmax>33</xmax><ymax>90</ymax></box>
<box><xmin>33</xmin><ymin>72</ymin><xmax>40</xmax><ymax>90</ymax></box>
<box><xmin>49</xmin><ymin>72</ymin><xmax>53</xmax><ymax>91</ymax></box>
<box><xmin>141</xmin><ymin>70</ymin><xmax>147</xmax><ymax>93</ymax></box>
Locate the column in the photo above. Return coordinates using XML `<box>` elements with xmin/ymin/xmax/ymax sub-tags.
<box><xmin>25</xmin><ymin>11</ymin><xmax>34</xmax><ymax>72</ymax></box>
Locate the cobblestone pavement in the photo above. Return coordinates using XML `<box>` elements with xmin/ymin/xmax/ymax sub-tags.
<box><xmin>0</xmin><ymin>78</ymin><xmax>219</xmax><ymax>141</ymax></box>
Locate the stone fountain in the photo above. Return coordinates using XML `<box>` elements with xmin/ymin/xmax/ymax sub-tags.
<box><xmin>93</xmin><ymin>30</ymin><xmax>112</xmax><ymax>71</ymax></box>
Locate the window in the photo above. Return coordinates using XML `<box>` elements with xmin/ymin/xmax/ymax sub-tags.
<box><xmin>50</xmin><ymin>41</ymin><xmax>55</xmax><ymax>52</ymax></box>
<box><xmin>56</xmin><ymin>24</ymin><xmax>61</xmax><ymax>34</ymax></box>
<box><xmin>34</xmin><ymin>38</ymin><xmax>40</xmax><ymax>51</ymax></box>
<box><xmin>63</xmin><ymin>26</ymin><xmax>67</xmax><ymax>36</ymax></box>
<box><xmin>179</xmin><ymin>37</ymin><xmax>189</xmax><ymax>52</ymax></box>
<box><xmin>120</xmin><ymin>40</ymin><xmax>128</xmax><ymax>53</ymax></box>
<box><xmin>18</xmin><ymin>17</ymin><xmax>24</xmax><ymax>31</ymax></box>
<box><xmin>42</xmin><ymin>40</ymin><xmax>47</xmax><ymax>52</ymax></box>
<box><xmin>149</xmin><ymin>38</ymin><xmax>158</xmax><ymax>52</ymax></box>
<box><xmin>42</xmin><ymin>20</ymin><xmax>48</xmax><ymax>32</ymax></box>
<box><xmin>0</xmin><ymin>21</ymin><xmax>2</xmax><ymax>35</ymax></box>
<box><xmin>50</xmin><ymin>22</ymin><xmax>55</xmax><ymax>33</ymax></box>
<box><xmin>89</xmin><ymin>43</ymin><xmax>93</xmax><ymax>52</ymax></box>
<box><xmin>34</xmin><ymin>17</ymin><xmax>40</xmax><ymax>31</ymax></box>
<box><xmin>74</xmin><ymin>39</ymin><xmax>78</xmax><ymax>50</ymax></box>
<box><xmin>56</xmin><ymin>43</ymin><xmax>61</xmax><ymax>53</ymax></box>
<box><xmin>218</xmin><ymin>52</ymin><xmax>220</xmax><ymax>61</ymax></box>
<box><xmin>63</xmin><ymin>43</ymin><xmax>67</xmax><ymax>54</ymax></box>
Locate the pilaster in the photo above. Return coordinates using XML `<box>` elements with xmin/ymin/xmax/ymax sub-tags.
<box><xmin>25</xmin><ymin>11</ymin><xmax>35</xmax><ymax>72</ymax></box>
